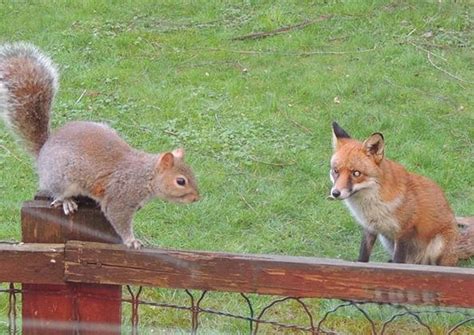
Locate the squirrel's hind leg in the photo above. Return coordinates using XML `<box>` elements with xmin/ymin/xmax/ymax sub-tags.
<box><xmin>125</xmin><ymin>239</ymin><xmax>143</xmax><ymax>249</ymax></box>
<box><xmin>51</xmin><ymin>198</ymin><xmax>78</xmax><ymax>215</ymax></box>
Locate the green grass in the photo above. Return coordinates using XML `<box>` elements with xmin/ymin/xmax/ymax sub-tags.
<box><xmin>0</xmin><ymin>0</ymin><xmax>473</xmax><ymax>333</ymax></box>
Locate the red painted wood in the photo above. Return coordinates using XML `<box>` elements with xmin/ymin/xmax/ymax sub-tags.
<box><xmin>75</xmin><ymin>284</ymin><xmax>122</xmax><ymax>334</ymax></box>
<box><xmin>22</xmin><ymin>284</ymin><xmax>75</xmax><ymax>335</ymax></box>
<box><xmin>22</xmin><ymin>283</ymin><xmax>121</xmax><ymax>335</ymax></box>
<box><xmin>21</xmin><ymin>197</ymin><xmax>122</xmax><ymax>335</ymax></box>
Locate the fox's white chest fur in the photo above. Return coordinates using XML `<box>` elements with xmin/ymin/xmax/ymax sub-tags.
<box><xmin>344</xmin><ymin>188</ymin><xmax>402</xmax><ymax>239</ymax></box>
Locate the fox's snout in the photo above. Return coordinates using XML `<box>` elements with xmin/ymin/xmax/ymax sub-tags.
<box><xmin>329</xmin><ymin>168</ymin><xmax>353</xmax><ymax>200</ymax></box>
<box><xmin>329</xmin><ymin>186</ymin><xmax>351</xmax><ymax>200</ymax></box>
<box><xmin>330</xmin><ymin>189</ymin><xmax>341</xmax><ymax>199</ymax></box>
<box><xmin>332</xmin><ymin>189</ymin><xmax>341</xmax><ymax>198</ymax></box>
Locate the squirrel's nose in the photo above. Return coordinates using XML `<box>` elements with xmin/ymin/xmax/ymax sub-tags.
<box><xmin>331</xmin><ymin>189</ymin><xmax>341</xmax><ymax>198</ymax></box>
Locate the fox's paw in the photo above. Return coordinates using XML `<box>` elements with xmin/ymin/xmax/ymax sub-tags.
<box><xmin>50</xmin><ymin>198</ymin><xmax>78</xmax><ymax>215</ymax></box>
<box><xmin>125</xmin><ymin>238</ymin><xmax>143</xmax><ymax>250</ymax></box>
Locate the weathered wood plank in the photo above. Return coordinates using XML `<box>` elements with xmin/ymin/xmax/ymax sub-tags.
<box><xmin>0</xmin><ymin>243</ymin><xmax>64</xmax><ymax>284</ymax></box>
<box><xmin>22</xmin><ymin>196</ymin><xmax>122</xmax><ymax>244</ymax></box>
<box><xmin>64</xmin><ymin>241</ymin><xmax>474</xmax><ymax>308</ymax></box>
<box><xmin>21</xmin><ymin>197</ymin><xmax>122</xmax><ymax>335</ymax></box>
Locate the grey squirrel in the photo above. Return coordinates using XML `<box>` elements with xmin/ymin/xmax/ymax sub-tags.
<box><xmin>0</xmin><ymin>42</ymin><xmax>200</xmax><ymax>249</ymax></box>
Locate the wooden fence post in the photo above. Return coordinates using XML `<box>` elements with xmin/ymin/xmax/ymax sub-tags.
<box><xmin>21</xmin><ymin>195</ymin><xmax>123</xmax><ymax>335</ymax></box>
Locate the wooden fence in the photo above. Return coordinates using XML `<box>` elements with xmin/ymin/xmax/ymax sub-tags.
<box><xmin>0</xmin><ymin>196</ymin><xmax>473</xmax><ymax>334</ymax></box>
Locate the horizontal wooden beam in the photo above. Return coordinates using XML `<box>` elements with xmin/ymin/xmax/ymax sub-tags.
<box><xmin>0</xmin><ymin>243</ymin><xmax>64</xmax><ymax>285</ymax></box>
<box><xmin>64</xmin><ymin>241</ymin><xmax>474</xmax><ymax>308</ymax></box>
<box><xmin>2</xmin><ymin>240</ymin><xmax>473</xmax><ymax>308</ymax></box>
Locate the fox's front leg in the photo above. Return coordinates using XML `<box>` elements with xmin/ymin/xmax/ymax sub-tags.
<box><xmin>358</xmin><ymin>230</ymin><xmax>377</xmax><ymax>262</ymax></box>
<box><xmin>392</xmin><ymin>238</ymin><xmax>409</xmax><ymax>263</ymax></box>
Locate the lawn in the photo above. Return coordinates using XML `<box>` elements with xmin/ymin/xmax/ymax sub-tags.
<box><xmin>0</xmin><ymin>0</ymin><xmax>473</xmax><ymax>333</ymax></box>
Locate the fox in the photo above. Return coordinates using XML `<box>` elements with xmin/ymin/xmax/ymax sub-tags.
<box><xmin>329</xmin><ymin>122</ymin><xmax>473</xmax><ymax>266</ymax></box>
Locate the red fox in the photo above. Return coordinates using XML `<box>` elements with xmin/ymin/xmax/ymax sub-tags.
<box><xmin>329</xmin><ymin>122</ymin><xmax>473</xmax><ymax>266</ymax></box>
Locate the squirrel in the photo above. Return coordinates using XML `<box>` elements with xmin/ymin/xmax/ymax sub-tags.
<box><xmin>0</xmin><ymin>42</ymin><xmax>200</xmax><ymax>249</ymax></box>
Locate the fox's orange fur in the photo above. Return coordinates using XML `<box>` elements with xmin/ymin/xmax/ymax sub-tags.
<box><xmin>329</xmin><ymin>122</ymin><xmax>472</xmax><ymax>266</ymax></box>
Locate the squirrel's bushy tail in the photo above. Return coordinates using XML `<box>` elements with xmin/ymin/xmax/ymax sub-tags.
<box><xmin>456</xmin><ymin>217</ymin><xmax>474</xmax><ymax>260</ymax></box>
<box><xmin>0</xmin><ymin>42</ymin><xmax>58</xmax><ymax>157</ymax></box>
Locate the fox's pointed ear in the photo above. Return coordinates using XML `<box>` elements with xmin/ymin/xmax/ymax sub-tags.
<box><xmin>363</xmin><ymin>133</ymin><xmax>384</xmax><ymax>163</ymax></box>
<box><xmin>156</xmin><ymin>152</ymin><xmax>175</xmax><ymax>172</ymax></box>
<box><xmin>332</xmin><ymin>122</ymin><xmax>351</xmax><ymax>150</ymax></box>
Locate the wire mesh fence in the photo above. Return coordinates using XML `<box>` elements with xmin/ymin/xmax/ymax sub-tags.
<box><xmin>122</xmin><ymin>286</ymin><xmax>474</xmax><ymax>334</ymax></box>
<box><xmin>2</xmin><ymin>282</ymin><xmax>473</xmax><ymax>334</ymax></box>
<box><xmin>1</xmin><ymin>200</ymin><xmax>472</xmax><ymax>334</ymax></box>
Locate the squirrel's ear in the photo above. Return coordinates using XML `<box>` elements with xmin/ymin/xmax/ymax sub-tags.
<box><xmin>157</xmin><ymin>152</ymin><xmax>175</xmax><ymax>172</ymax></box>
<box><xmin>172</xmin><ymin>148</ymin><xmax>185</xmax><ymax>159</ymax></box>
<box><xmin>332</xmin><ymin>122</ymin><xmax>351</xmax><ymax>151</ymax></box>
<box><xmin>363</xmin><ymin>132</ymin><xmax>384</xmax><ymax>164</ymax></box>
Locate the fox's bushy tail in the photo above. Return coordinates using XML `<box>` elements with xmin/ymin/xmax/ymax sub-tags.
<box><xmin>0</xmin><ymin>42</ymin><xmax>58</xmax><ymax>157</ymax></box>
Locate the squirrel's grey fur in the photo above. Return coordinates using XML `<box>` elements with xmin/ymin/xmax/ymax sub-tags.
<box><xmin>0</xmin><ymin>42</ymin><xmax>200</xmax><ymax>249</ymax></box>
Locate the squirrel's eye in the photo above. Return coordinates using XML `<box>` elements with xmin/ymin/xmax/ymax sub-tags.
<box><xmin>352</xmin><ymin>170</ymin><xmax>361</xmax><ymax>177</ymax></box>
<box><xmin>176</xmin><ymin>177</ymin><xmax>186</xmax><ymax>186</ymax></box>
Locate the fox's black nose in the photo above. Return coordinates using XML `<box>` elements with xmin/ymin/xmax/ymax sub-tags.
<box><xmin>332</xmin><ymin>189</ymin><xmax>341</xmax><ymax>198</ymax></box>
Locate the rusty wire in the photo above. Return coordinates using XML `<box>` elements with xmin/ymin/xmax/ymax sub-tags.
<box><xmin>0</xmin><ymin>283</ymin><xmax>19</xmax><ymax>334</ymax></box>
<box><xmin>120</xmin><ymin>286</ymin><xmax>474</xmax><ymax>334</ymax></box>
<box><xmin>1</xmin><ymin>283</ymin><xmax>473</xmax><ymax>334</ymax></box>
<box><xmin>126</xmin><ymin>285</ymin><xmax>142</xmax><ymax>335</ymax></box>
<box><xmin>7</xmin><ymin>283</ymin><xmax>18</xmax><ymax>335</ymax></box>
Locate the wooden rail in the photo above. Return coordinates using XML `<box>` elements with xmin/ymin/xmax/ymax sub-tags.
<box><xmin>1</xmin><ymin>241</ymin><xmax>473</xmax><ymax>308</ymax></box>
<box><xmin>0</xmin><ymin>243</ymin><xmax>64</xmax><ymax>285</ymax></box>
<box><xmin>1</xmin><ymin>198</ymin><xmax>473</xmax><ymax>335</ymax></box>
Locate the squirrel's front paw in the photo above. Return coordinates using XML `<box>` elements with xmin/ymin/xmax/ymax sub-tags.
<box><xmin>51</xmin><ymin>198</ymin><xmax>78</xmax><ymax>215</ymax></box>
<box><xmin>125</xmin><ymin>238</ymin><xmax>143</xmax><ymax>250</ymax></box>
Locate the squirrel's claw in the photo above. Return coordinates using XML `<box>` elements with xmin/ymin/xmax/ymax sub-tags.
<box><xmin>125</xmin><ymin>239</ymin><xmax>143</xmax><ymax>250</ymax></box>
<box><xmin>63</xmin><ymin>199</ymin><xmax>78</xmax><ymax>215</ymax></box>
<box><xmin>51</xmin><ymin>198</ymin><xmax>78</xmax><ymax>215</ymax></box>
<box><xmin>50</xmin><ymin>199</ymin><xmax>62</xmax><ymax>208</ymax></box>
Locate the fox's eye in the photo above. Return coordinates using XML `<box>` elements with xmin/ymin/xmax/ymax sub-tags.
<box><xmin>352</xmin><ymin>170</ymin><xmax>361</xmax><ymax>177</ymax></box>
<box><xmin>333</xmin><ymin>168</ymin><xmax>339</xmax><ymax>175</ymax></box>
<box><xmin>176</xmin><ymin>177</ymin><xmax>186</xmax><ymax>186</ymax></box>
